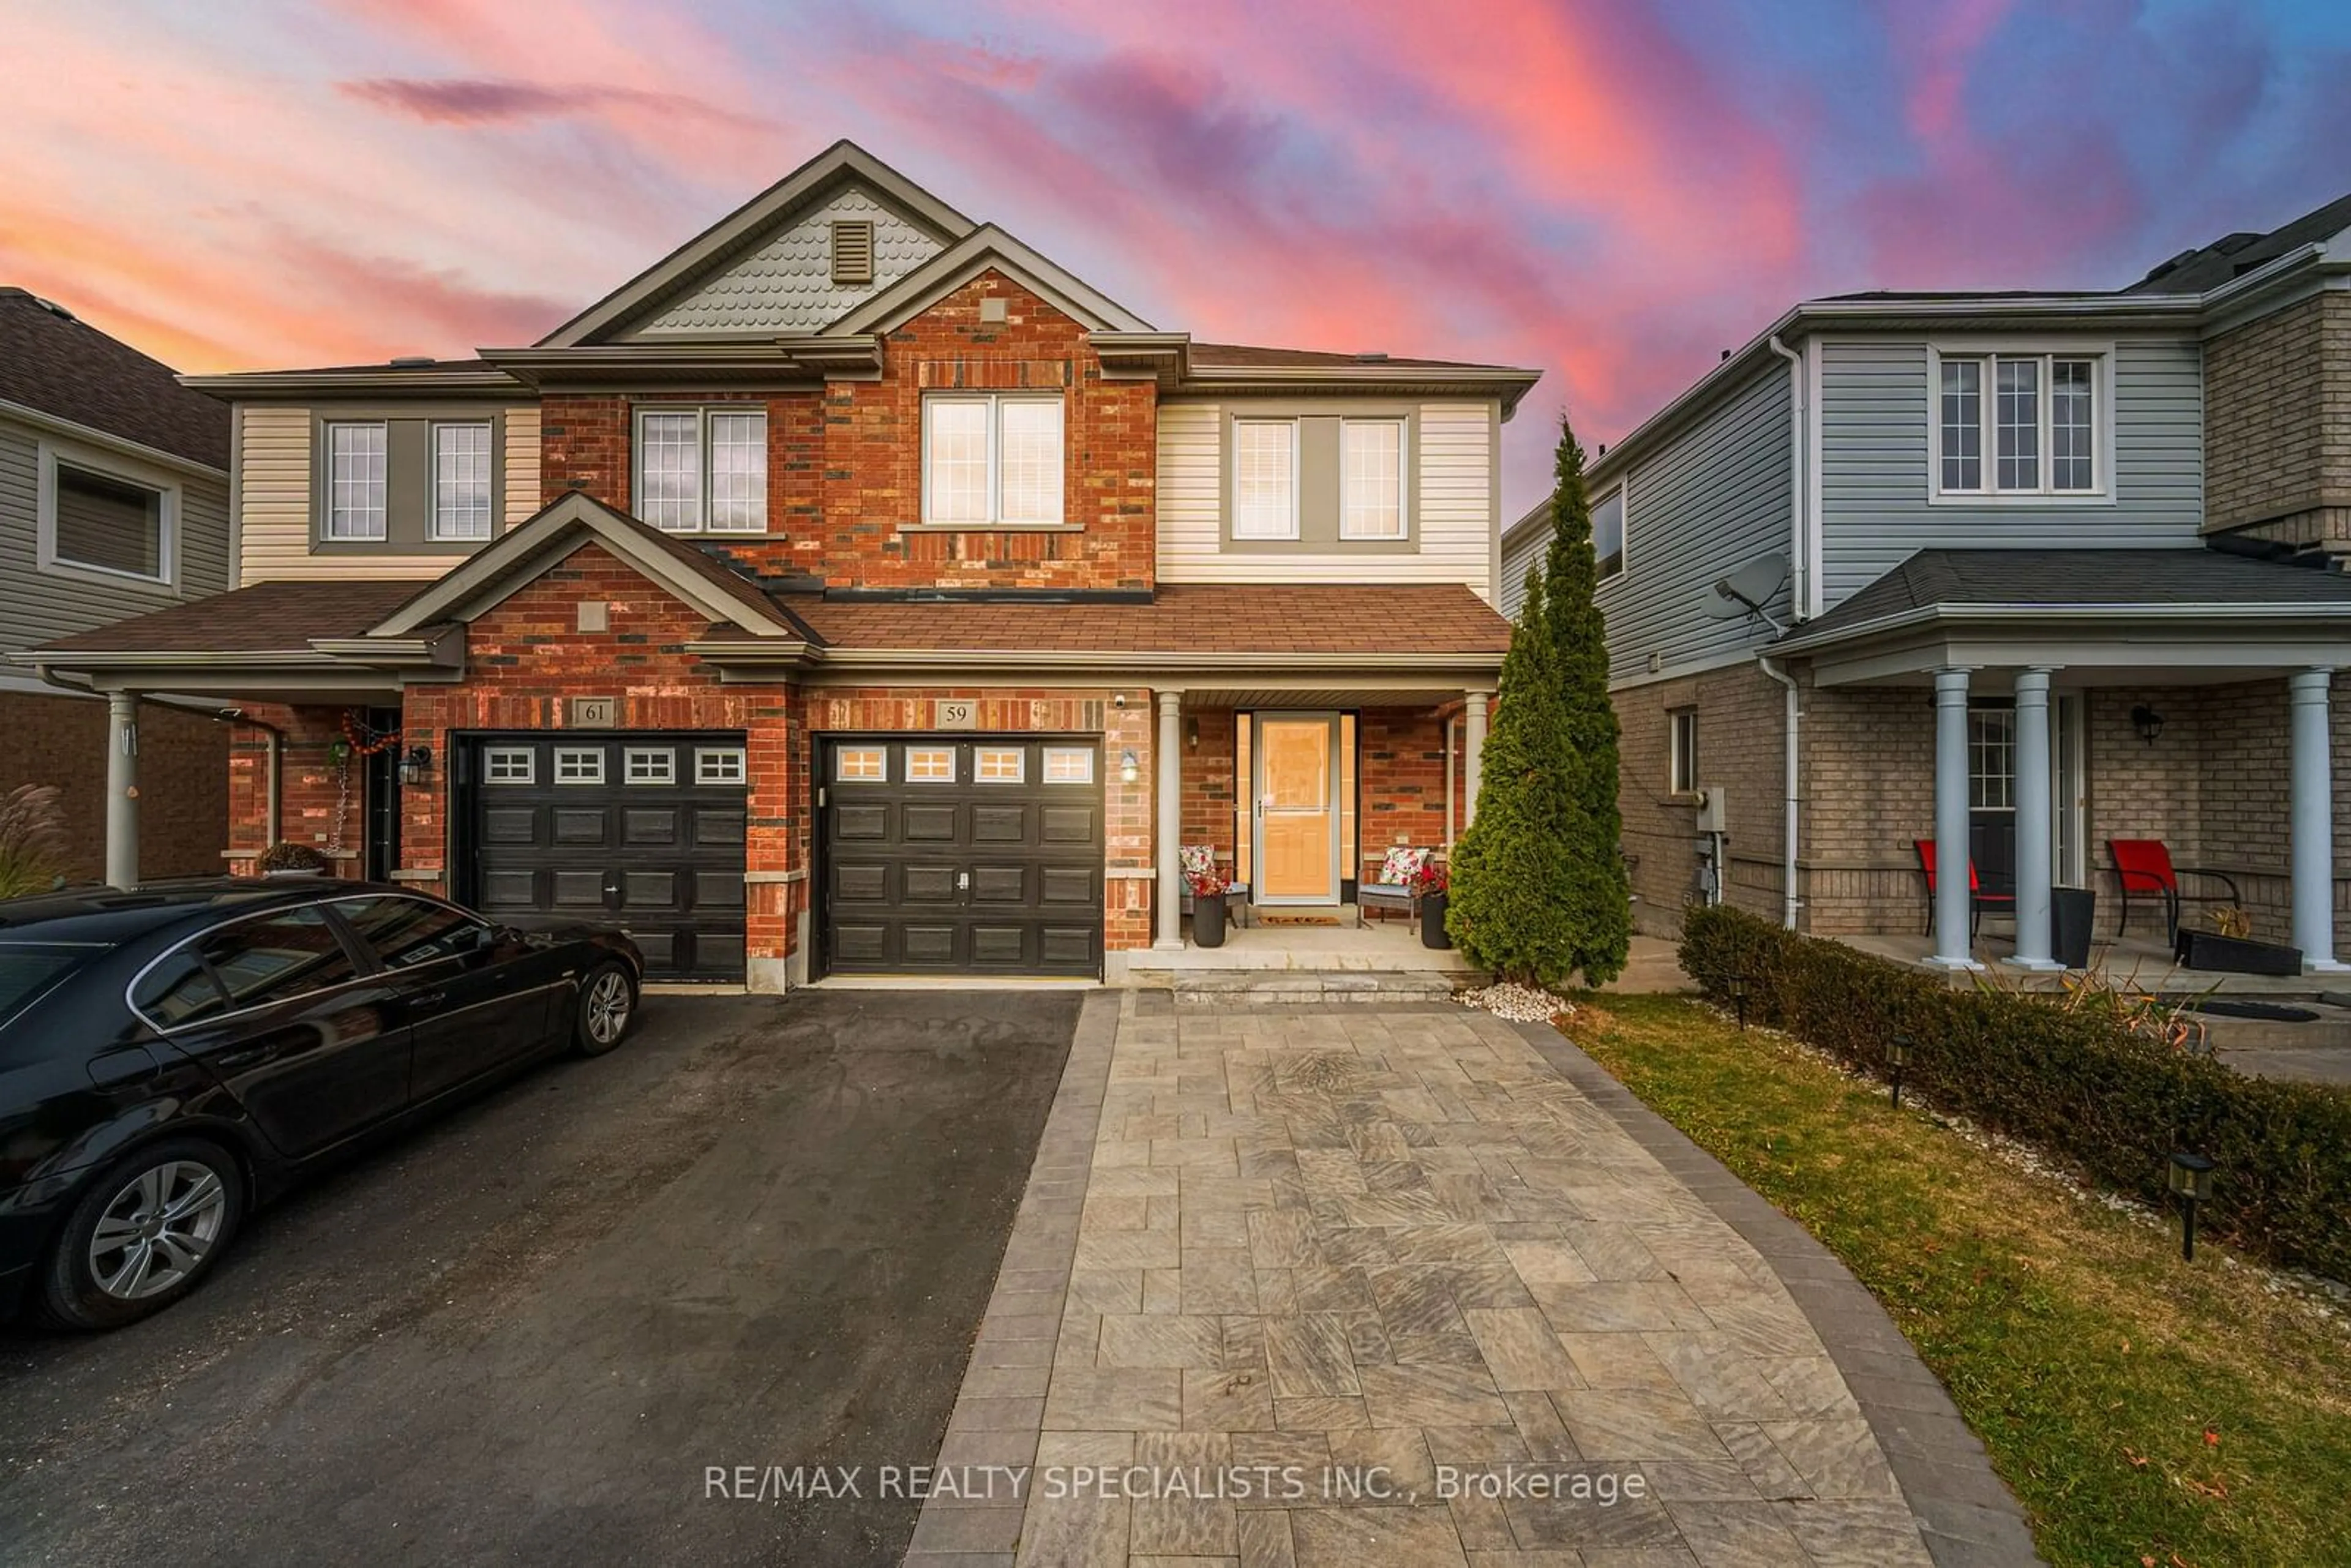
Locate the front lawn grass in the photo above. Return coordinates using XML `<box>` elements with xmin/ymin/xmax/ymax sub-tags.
<box><xmin>1569</xmin><ymin>992</ymin><xmax>2351</xmax><ymax>1568</ymax></box>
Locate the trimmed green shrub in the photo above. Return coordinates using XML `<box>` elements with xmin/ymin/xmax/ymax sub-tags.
<box><xmin>1448</xmin><ymin>415</ymin><xmax>1632</xmax><ymax>985</ymax></box>
<box><xmin>1681</xmin><ymin>903</ymin><xmax>2351</xmax><ymax>1282</ymax></box>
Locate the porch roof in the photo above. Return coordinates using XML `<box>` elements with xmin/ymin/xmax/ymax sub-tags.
<box><xmin>26</xmin><ymin>579</ymin><xmax>419</xmax><ymax>657</ymax></box>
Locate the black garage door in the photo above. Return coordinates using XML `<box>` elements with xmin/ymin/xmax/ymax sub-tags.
<box><xmin>460</xmin><ymin>732</ymin><xmax>748</xmax><ymax>981</ymax></box>
<box><xmin>819</xmin><ymin>736</ymin><xmax>1103</xmax><ymax>977</ymax></box>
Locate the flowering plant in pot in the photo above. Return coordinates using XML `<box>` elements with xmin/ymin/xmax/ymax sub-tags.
<box><xmin>1187</xmin><ymin>865</ymin><xmax>1231</xmax><ymax>948</ymax></box>
<box><xmin>257</xmin><ymin>841</ymin><xmax>331</xmax><ymax>877</ymax></box>
<box><xmin>1412</xmin><ymin>860</ymin><xmax>1453</xmax><ymax>950</ymax></box>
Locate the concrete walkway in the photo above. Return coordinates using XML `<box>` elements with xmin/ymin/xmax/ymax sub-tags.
<box><xmin>910</xmin><ymin>994</ymin><xmax>2036</xmax><ymax>1566</ymax></box>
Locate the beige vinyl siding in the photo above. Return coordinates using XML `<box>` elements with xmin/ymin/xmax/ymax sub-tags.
<box><xmin>504</xmin><ymin>403</ymin><xmax>541</xmax><ymax>525</ymax></box>
<box><xmin>1155</xmin><ymin>400</ymin><xmax>1497</xmax><ymax>599</ymax></box>
<box><xmin>236</xmin><ymin>402</ymin><xmax>542</xmax><ymax>585</ymax></box>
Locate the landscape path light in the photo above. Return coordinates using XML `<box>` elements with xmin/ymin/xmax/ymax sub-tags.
<box><xmin>2168</xmin><ymin>1151</ymin><xmax>2216</xmax><ymax>1262</ymax></box>
<box><xmin>1885</xmin><ymin>1034</ymin><xmax>1914</xmax><ymax>1108</ymax></box>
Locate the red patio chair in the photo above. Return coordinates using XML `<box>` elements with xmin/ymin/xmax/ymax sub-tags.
<box><xmin>2107</xmin><ymin>839</ymin><xmax>2241</xmax><ymax>941</ymax></box>
<box><xmin>1913</xmin><ymin>839</ymin><xmax>2012</xmax><ymax>939</ymax></box>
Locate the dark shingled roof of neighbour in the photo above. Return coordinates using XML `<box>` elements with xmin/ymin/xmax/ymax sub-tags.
<box><xmin>30</xmin><ymin>580</ymin><xmax>421</xmax><ymax>655</ymax></box>
<box><xmin>0</xmin><ymin>289</ymin><xmax>229</xmax><ymax>469</ymax></box>
<box><xmin>2127</xmin><ymin>191</ymin><xmax>2351</xmax><ymax>294</ymax></box>
<box><xmin>1790</xmin><ymin>547</ymin><xmax>2351</xmax><ymax>643</ymax></box>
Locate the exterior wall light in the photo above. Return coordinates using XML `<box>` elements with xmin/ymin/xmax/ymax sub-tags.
<box><xmin>398</xmin><ymin>745</ymin><xmax>434</xmax><ymax>787</ymax></box>
<box><xmin>1119</xmin><ymin>749</ymin><xmax>1139</xmax><ymax>785</ymax></box>
<box><xmin>1886</xmin><ymin>1034</ymin><xmax>1914</xmax><ymax>1108</ymax></box>
<box><xmin>2167</xmin><ymin>1150</ymin><xmax>2216</xmax><ymax>1261</ymax></box>
<box><xmin>2131</xmin><ymin>704</ymin><xmax>2165</xmax><ymax>745</ymax></box>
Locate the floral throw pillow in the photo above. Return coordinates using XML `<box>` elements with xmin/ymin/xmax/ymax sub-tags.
<box><xmin>1377</xmin><ymin>846</ymin><xmax>1429</xmax><ymax>887</ymax></box>
<box><xmin>1180</xmin><ymin>844</ymin><xmax>1218</xmax><ymax>879</ymax></box>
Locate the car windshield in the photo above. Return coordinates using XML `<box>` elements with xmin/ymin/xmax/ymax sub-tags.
<box><xmin>0</xmin><ymin>942</ymin><xmax>97</xmax><ymax>1024</ymax></box>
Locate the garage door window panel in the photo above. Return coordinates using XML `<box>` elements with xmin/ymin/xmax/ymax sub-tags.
<box><xmin>697</xmin><ymin>748</ymin><xmax>748</xmax><ymax>785</ymax></box>
<box><xmin>555</xmin><ymin>748</ymin><xmax>606</xmax><ymax>785</ymax></box>
<box><xmin>486</xmin><ymin>748</ymin><xmax>534</xmax><ymax>784</ymax></box>
<box><xmin>906</xmin><ymin>748</ymin><xmax>956</xmax><ymax>783</ymax></box>
<box><xmin>626</xmin><ymin>748</ymin><xmax>675</xmax><ymax>785</ymax></box>
<box><xmin>835</xmin><ymin>747</ymin><xmax>887</xmax><ymax>782</ymax></box>
<box><xmin>976</xmin><ymin>748</ymin><xmax>1026</xmax><ymax>783</ymax></box>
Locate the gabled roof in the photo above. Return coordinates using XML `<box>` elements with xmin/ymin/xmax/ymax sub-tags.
<box><xmin>538</xmin><ymin>140</ymin><xmax>977</xmax><ymax>348</ymax></box>
<box><xmin>0</xmin><ymin>289</ymin><xmax>228</xmax><ymax>469</ymax></box>
<box><xmin>365</xmin><ymin>490</ymin><xmax>798</xmax><ymax>640</ymax></box>
<box><xmin>821</xmin><ymin>223</ymin><xmax>1155</xmax><ymax>336</ymax></box>
<box><xmin>2128</xmin><ymin>190</ymin><xmax>2351</xmax><ymax>294</ymax></box>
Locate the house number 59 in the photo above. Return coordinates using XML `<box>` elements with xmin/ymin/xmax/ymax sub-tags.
<box><xmin>934</xmin><ymin>700</ymin><xmax>977</xmax><ymax>730</ymax></box>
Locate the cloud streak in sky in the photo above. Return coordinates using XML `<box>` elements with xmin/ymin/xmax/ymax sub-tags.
<box><xmin>2</xmin><ymin>0</ymin><xmax>2346</xmax><ymax>508</ymax></box>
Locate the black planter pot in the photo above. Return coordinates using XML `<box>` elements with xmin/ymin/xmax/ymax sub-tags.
<box><xmin>1193</xmin><ymin>893</ymin><xmax>1226</xmax><ymax>948</ymax></box>
<box><xmin>2175</xmin><ymin>928</ymin><xmax>2300</xmax><ymax>976</ymax></box>
<box><xmin>1420</xmin><ymin>891</ymin><xmax>1452</xmax><ymax>950</ymax></box>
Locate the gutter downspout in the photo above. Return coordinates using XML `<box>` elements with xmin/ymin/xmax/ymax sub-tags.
<box><xmin>224</xmin><ymin>708</ymin><xmax>284</xmax><ymax>851</ymax></box>
<box><xmin>1764</xmin><ymin>333</ymin><xmax>1807</xmax><ymax>931</ymax></box>
<box><xmin>1444</xmin><ymin>716</ymin><xmax>1458</xmax><ymax>852</ymax></box>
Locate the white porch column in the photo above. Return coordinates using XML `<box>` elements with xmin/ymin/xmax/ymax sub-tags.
<box><xmin>2288</xmin><ymin>667</ymin><xmax>2347</xmax><ymax>972</ymax></box>
<box><xmin>105</xmin><ymin>689</ymin><xmax>141</xmax><ymax>891</ymax></box>
<box><xmin>1154</xmin><ymin>689</ymin><xmax>1184</xmax><ymax>950</ymax></box>
<box><xmin>1927</xmin><ymin>667</ymin><xmax>1981</xmax><ymax>969</ymax></box>
<box><xmin>1463</xmin><ymin>690</ymin><xmax>1491</xmax><ymax>829</ymax></box>
<box><xmin>2006</xmin><ymin>667</ymin><xmax>2061</xmax><ymax>970</ymax></box>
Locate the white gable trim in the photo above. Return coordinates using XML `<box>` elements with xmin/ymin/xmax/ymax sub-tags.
<box><xmin>538</xmin><ymin>141</ymin><xmax>977</xmax><ymax>348</ymax></box>
<box><xmin>823</xmin><ymin>225</ymin><xmax>1155</xmax><ymax>337</ymax></box>
<box><xmin>366</xmin><ymin>492</ymin><xmax>792</xmax><ymax>640</ymax></box>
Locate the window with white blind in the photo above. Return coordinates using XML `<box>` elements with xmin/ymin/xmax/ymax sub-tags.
<box><xmin>1232</xmin><ymin>419</ymin><xmax>1299</xmax><ymax>539</ymax></box>
<box><xmin>325</xmin><ymin>422</ymin><xmax>388</xmax><ymax>541</ymax></box>
<box><xmin>1339</xmin><ymin>419</ymin><xmax>1406</xmax><ymax>539</ymax></box>
<box><xmin>634</xmin><ymin>406</ymin><xmax>768</xmax><ymax>533</ymax></box>
<box><xmin>920</xmin><ymin>394</ymin><xmax>1065</xmax><ymax>525</ymax></box>
<box><xmin>432</xmin><ymin>422</ymin><xmax>493</xmax><ymax>541</ymax></box>
<box><xmin>1933</xmin><ymin>349</ymin><xmax>2105</xmax><ymax>498</ymax></box>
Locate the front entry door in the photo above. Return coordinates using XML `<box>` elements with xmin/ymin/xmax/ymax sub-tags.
<box><xmin>1254</xmin><ymin>714</ymin><xmax>1338</xmax><ymax>904</ymax></box>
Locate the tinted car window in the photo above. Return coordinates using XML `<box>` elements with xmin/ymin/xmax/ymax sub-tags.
<box><xmin>0</xmin><ymin>942</ymin><xmax>95</xmax><ymax>1024</ymax></box>
<box><xmin>338</xmin><ymin>897</ymin><xmax>484</xmax><ymax>971</ymax></box>
<box><xmin>131</xmin><ymin>947</ymin><xmax>230</xmax><ymax>1028</ymax></box>
<box><xmin>199</xmin><ymin>906</ymin><xmax>359</xmax><ymax>1011</ymax></box>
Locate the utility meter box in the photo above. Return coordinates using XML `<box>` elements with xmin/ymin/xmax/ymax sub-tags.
<box><xmin>1694</xmin><ymin>787</ymin><xmax>1728</xmax><ymax>835</ymax></box>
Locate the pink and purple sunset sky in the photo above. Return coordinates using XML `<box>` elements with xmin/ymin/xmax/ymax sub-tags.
<box><xmin>4</xmin><ymin>0</ymin><xmax>2347</xmax><ymax>511</ymax></box>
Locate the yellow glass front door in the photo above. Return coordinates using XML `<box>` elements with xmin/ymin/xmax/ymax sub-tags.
<box><xmin>1256</xmin><ymin>716</ymin><xmax>1335</xmax><ymax>901</ymax></box>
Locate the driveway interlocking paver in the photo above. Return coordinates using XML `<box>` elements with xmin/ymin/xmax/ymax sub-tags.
<box><xmin>913</xmin><ymin>999</ymin><xmax>1965</xmax><ymax>1566</ymax></box>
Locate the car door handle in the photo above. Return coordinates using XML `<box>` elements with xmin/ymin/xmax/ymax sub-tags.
<box><xmin>409</xmin><ymin>991</ymin><xmax>448</xmax><ymax>1008</ymax></box>
<box><xmin>215</xmin><ymin>1046</ymin><xmax>270</xmax><ymax>1071</ymax></box>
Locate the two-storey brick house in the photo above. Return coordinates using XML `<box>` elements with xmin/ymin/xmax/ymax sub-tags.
<box><xmin>24</xmin><ymin>143</ymin><xmax>1537</xmax><ymax>989</ymax></box>
<box><xmin>1504</xmin><ymin>192</ymin><xmax>2351</xmax><ymax>973</ymax></box>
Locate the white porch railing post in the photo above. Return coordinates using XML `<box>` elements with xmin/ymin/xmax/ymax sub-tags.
<box><xmin>1155</xmin><ymin>689</ymin><xmax>1185</xmax><ymax>950</ymax></box>
<box><xmin>2007</xmin><ymin>667</ymin><xmax>2060</xmax><ymax>970</ymax></box>
<box><xmin>2288</xmin><ymin>667</ymin><xmax>2347</xmax><ymax>972</ymax></box>
<box><xmin>105</xmin><ymin>689</ymin><xmax>141</xmax><ymax>891</ymax></box>
<box><xmin>1927</xmin><ymin>667</ymin><xmax>1981</xmax><ymax>969</ymax></box>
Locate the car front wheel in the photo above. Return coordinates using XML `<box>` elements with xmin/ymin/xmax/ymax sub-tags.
<box><xmin>573</xmin><ymin>962</ymin><xmax>636</xmax><ymax>1057</ymax></box>
<box><xmin>40</xmin><ymin>1138</ymin><xmax>244</xmax><ymax>1330</ymax></box>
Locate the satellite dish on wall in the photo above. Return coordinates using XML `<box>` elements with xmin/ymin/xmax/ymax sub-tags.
<box><xmin>1701</xmin><ymin>552</ymin><xmax>1790</xmax><ymax>632</ymax></box>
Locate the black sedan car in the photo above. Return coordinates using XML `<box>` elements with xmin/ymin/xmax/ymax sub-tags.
<box><xmin>0</xmin><ymin>880</ymin><xmax>642</xmax><ymax>1330</ymax></box>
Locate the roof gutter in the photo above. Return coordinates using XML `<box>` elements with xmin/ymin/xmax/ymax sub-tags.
<box><xmin>1772</xmin><ymin>599</ymin><xmax>2351</xmax><ymax>655</ymax></box>
<box><xmin>686</xmin><ymin>643</ymin><xmax>1505</xmax><ymax>673</ymax></box>
<box><xmin>178</xmin><ymin>369</ymin><xmax>526</xmax><ymax>396</ymax></box>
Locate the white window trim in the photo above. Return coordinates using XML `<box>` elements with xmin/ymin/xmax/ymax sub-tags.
<box><xmin>696</xmin><ymin>746</ymin><xmax>749</xmax><ymax>785</ymax></box>
<box><xmin>33</xmin><ymin>437</ymin><xmax>181</xmax><ymax>592</ymax></box>
<box><xmin>1593</xmin><ymin>478</ymin><xmax>1629</xmax><ymax>590</ymax></box>
<box><xmin>632</xmin><ymin>405</ymin><xmax>769</xmax><ymax>535</ymax></box>
<box><xmin>321</xmin><ymin>419</ymin><xmax>389</xmax><ymax>542</ymax></box>
<box><xmin>429</xmin><ymin>419</ymin><xmax>496</xmax><ymax>542</ymax></box>
<box><xmin>1668</xmin><ymin>707</ymin><xmax>1699</xmax><ymax>795</ymax></box>
<box><xmin>974</xmin><ymin>747</ymin><xmax>1027</xmax><ymax>784</ymax></box>
<box><xmin>1042</xmin><ymin>747</ymin><xmax>1096</xmax><ymax>784</ymax></box>
<box><xmin>623</xmin><ymin>746</ymin><xmax>675</xmax><ymax>786</ymax></box>
<box><xmin>1337</xmin><ymin>418</ymin><xmax>1410</xmax><ymax>541</ymax></box>
<box><xmin>904</xmin><ymin>747</ymin><xmax>958</xmax><ymax>784</ymax></box>
<box><xmin>833</xmin><ymin>747</ymin><xmax>888</xmax><ymax>783</ymax></box>
<box><xmin>484</xmin><ymin>748</ymin><xmax>534</xmax><ymax>785</ymax></box>
<box><xmin>918</xmin><ymin>392</ymin><xmax>1068</xmax><ymax>527</ymax></box>
<box><xmin>1926</xmin><ymin>340</ymin><xmax>2117</xmax><ymax>506</ymax></box>
<box><xmin>553</xmin><ymin>747</ymin><xmax>606</xmax><ymax>785</ymax></box>
<box><xmin>1230</xmin><ymin>416</ymin><xmax>1301</xmax><ymax>540</ymax></box>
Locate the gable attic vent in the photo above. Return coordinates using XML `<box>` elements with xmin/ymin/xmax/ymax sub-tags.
<box><xmin>830</xmin><ymin>219</ymin><xmax>876</xmax><ymax>285</ymax></box>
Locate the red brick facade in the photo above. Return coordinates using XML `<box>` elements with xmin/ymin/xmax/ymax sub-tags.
<box><xmin>0</xmin><ymin>691</ymin><xmax>227</xmax><ymax>883</ymax></box>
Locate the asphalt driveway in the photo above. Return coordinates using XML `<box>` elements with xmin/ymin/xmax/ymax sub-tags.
<box><xmin>0</xmin><ymin>988</ymin><xmax>1080</xmax><ymax>1567</ymax></box>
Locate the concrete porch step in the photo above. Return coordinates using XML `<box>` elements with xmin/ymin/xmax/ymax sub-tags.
<box><xmin>1155</xmin><ymin>969</ymin><xmax>1465</xmax><ymax>1007</ymax></box>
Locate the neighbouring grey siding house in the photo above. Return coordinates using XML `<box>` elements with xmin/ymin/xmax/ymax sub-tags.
<box><xmin>0</xmin><ymin>288</ymin><xmax>232</xmax><ymax>880</ymax></box>
<box><xmin>1504</xmin><ymin>191</ymin><xmax>2351</xmax><ymax>977</ymax></box>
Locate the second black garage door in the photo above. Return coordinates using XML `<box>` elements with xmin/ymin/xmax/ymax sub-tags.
<box><xmin>819</xmin><ymin>736</ymin><xmax>1103</xmax><ymax>977</ymax></box>
<box><xmin>460</xmin><ymin>732</ymin><xmax>748</xmax><ymax>981</ymax></box>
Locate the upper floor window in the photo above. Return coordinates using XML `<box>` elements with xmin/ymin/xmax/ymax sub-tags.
<box><xmin>326</xmin><ymin>421</ymin><xmax>388</xmax><ymax>541</ymax></box>
<box><xmin>1592</xmin><ymin>483</ymin><xmax>1626</xmax><ymax>580</ymax></box>
<box><xmin>1935</xmin><ymin>350</ymin><xmax>2103</xmax><ymax>498</ymax></box>
<box><xmin>38</xmin><ymin>444</ymin><xmax>176</xmax><ymax>588</ymax></box>
<box><xmin>921</xmin><ymin>394</ymin><xmax>1064</xmax><ymax>527</ymax></box>
<box><xmin>636</xmin><ymin>406</ymin><xmax>767</xmax><ymax>533</ymax></box>
<box><xmin>1339</xmin><ymin>419</ymin><xmax>1406</xmax><ymax>540</ymax></box>
<box><xmin>1232</xmin><ymin>419</ymin><xmax>1299</xmax><ymax>539</ymax></box>
<box><xmin>432</xmin><ymin>422</ymin><xmax>494</xmax><ymax>541</ymax></box>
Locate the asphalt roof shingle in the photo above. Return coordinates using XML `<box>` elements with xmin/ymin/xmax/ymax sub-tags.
<box><xmin>0</xmin><ymin>290</ymin><xmax>229</xmax><ymax>468</ymax></box>
<box><xmin>30</xmin><ymin>580</ymin><xmax>421</xmax><ymax>656</ymax></box>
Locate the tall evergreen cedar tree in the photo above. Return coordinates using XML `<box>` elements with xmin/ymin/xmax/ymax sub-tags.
<box><xmin>1446</xmin><ymin>416</ymin><xmax>1633</xmax><ymax>986</ymax></box>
